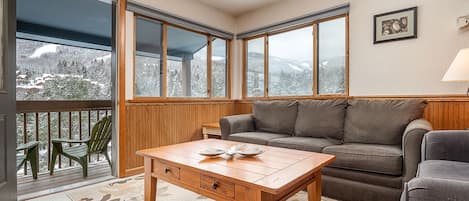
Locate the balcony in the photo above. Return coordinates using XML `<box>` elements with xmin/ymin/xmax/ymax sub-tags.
<box><xmin>16</xmin><ymin>100</ymin><xmax>113</xmax><ymax>199</ymax></box>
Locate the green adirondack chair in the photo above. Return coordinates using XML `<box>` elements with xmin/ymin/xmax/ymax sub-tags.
<box><xmin>50</xmin><ymin>116</ymin><xmax>112</xmax><ymax>177</ymax></box>
<box><xmin>17</xmin><ymin>141</ymin><xmax>40</xmax><ymax>179</ymax></box>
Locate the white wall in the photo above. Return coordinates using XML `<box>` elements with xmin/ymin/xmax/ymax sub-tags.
<box><xmin>235</xmin><ymin>0</ymin><xmax>469</xmax><ymax>96</ymax></box>
<box><xmin>125</xmin><ymin>0</ymin><xmax>237</xmax><ymax>100</ymax></box>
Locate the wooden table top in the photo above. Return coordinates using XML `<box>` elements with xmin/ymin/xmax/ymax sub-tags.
<box><xmin>136</xmin><ymin>139</ymin><xmax>335</xmax><ymax>194</ymax></box>
<box><xmin>201</xmin><ymin>122</ymin><xmax>220</xmax><ymax>128</ymax></box>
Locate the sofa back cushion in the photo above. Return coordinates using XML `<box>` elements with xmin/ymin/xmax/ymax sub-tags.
<box><xmin>295</xmin><ymin>99</ymin><xmax>347</xmax><ymax>140</ymax></box>
<box><xmin>253</xmin><ymin>100</ymin><xmax>298</xmax><ymax>135</ymax></box>
<box><xmin>344</xmin><ymin>99</ymin><xmax>427</xmax><ymax>145</ymax></box>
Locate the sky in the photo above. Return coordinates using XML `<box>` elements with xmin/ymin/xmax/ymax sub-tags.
<box><xmin>248</xmin><ymin>17</ymin><xmax>345</xmax><ymax>61</ymax></box>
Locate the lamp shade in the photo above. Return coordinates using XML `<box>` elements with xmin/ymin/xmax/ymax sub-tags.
<box><xmin>442</xmin><ymin>48</ymin><xmax>469</xmax><ymax>82</ymax></box>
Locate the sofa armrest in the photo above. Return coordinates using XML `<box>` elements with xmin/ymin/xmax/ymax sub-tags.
<box><xmin>219</xmin><ymin>114</ymin><xmax>255</xmax><ymax>140</ymax></box>
<box><xmin>402</xmin><ymin>119</ymin><xmax>432</xmax><ymax>182</ymax></box>
<box><xmin>401</xmin><ymin>177</ymin><xmax>469</xmax><ymax>201</ymax></box>
<box><xmin>421</xmin><ymin>130</ymin><xmax>469</xmax><ymax>163</ymax></box>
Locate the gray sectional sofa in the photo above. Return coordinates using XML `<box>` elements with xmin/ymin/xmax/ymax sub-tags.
<box><xmin>220</xmin><ymin>99</ymin><xmax>432</xmax><ymax>201</ymax></box>
<box><xmin>401</xmin><ymin>131</ymin><xmax>469</xmax><ymax>201</ymax></box>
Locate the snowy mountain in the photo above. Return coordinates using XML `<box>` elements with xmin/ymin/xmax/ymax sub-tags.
<box><xmin>16</xmin><ymin>39</ymin><xmax>112</xmax><ymax>100</ymax></box>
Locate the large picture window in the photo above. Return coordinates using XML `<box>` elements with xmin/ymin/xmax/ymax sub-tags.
<box><xmin>244</xmin><ymin>15</ymin><xmax>348</xmax><ymax>98</ymax></box>
<box><xmin>134</xmin><ymin>15</ymin><xmax>230</xmax><ymax>99</ymax></box>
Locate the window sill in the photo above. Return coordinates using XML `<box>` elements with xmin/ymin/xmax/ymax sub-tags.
<box><xmin>126</xmin><ymin>97</ymin><xmax>234</xmax><ymax>104</ymax></box>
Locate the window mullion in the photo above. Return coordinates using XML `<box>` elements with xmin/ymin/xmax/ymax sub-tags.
<box><xmin>313</xmin><ymin>24</ymin><xmax>318</xmax><ymax>96</ymax></box>
<box><xmin>264</xmin><ymin>35</ymin><xmax>269</xmax><ymax>97</ymax></box>
<box><xmin>162</xmin><ymin>23</ymin><xmax>168</xmax><ymax>98</ymax></box>
<box><xmin>207</xmin><ymin>35</ymin><xmax>213</xmax><ymax>98</ymax></box>
<box><xmin>242</xmin><ymin>40</ymin><xmax>247</xmax><ymax>98</ymax></box>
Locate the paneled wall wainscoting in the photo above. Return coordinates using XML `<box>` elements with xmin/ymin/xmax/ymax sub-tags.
<box><xmin>122</xmin><ymin>96</ymin><xmax>469</xmax><ymax>176</ymax></box>
<box><xmin>123</xmin><ymin>101</ymin><xmax>235</xmax><ymax>176</ymax></box>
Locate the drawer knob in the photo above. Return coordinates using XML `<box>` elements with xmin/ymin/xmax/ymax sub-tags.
<box><xmin>164</xmin><ymin>168</ymin><xmax>170</xmax><ymax>174</ymax></box>
<box><xmin>212</xmin><ymin>182</ymin><xmax>219</xmax><ymax>190</ymax></box>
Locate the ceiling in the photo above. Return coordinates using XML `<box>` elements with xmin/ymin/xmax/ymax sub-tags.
<box><xmin>17</xmin><ymin>0</ymin><xmax>112</xmax><ymax>46</ymax></box>
<box><xmin>197</xmin><ymin>0</ymin><xmax>283</xmax><ymax>16</ymax></box>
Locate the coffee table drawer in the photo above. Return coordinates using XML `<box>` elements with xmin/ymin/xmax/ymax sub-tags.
<box><xmin>154</xmin><ymin>160</ymin><xmax>180</xmax><ymax>180</ymax></box>
<box><xmin>200</xmin><ymin>175</ymin><xmax>235</xmax><ymax>198</ymax></box>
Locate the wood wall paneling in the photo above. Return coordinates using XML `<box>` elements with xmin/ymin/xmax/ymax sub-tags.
<box><xmin>124</xmin><ymin>102</ymin><xmax>235</xmax><ymax>176</ymax></box>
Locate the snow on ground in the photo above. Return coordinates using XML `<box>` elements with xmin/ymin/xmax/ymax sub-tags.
<box><xmin>29</xmin><ymin>44</ymin><xmax>59</xmax><ymax>58</ymax></box>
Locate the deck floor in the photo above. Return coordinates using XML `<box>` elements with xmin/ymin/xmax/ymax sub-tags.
<box><xmin>18</xmin><ymin>162</ymin><xmax>114</xmax><ymax>200</ymax></box>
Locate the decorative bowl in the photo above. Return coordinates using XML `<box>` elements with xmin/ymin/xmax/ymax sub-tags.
<box><xmin>198</xmin><ymin>148</ymin><xmax>225</xmax><ymax>157</ymax></box>
<box><xmin>236</xmin><ymin>145</ymin><xmax>264</xmax><ymax>157</ymax></box>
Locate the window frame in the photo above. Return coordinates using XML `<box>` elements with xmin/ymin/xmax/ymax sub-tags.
<box><xmin>242</xmin><ymin>14</ymin><xmax>349</xmax><ymax>100</ymax></box>
<box><xmin>132</xmin><ymin>14</ymin><xmax>232</xmax><ymax>101</ymax></box>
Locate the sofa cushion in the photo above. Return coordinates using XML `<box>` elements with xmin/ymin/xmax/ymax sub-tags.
<box><xmin>323</xmin><ymin>143</ymin><xmax>403</xmax><ymax>175</ymax></box>
<box><xmin>227</xmin><ymin>132</ymin><xmax>290</xmax><ymax>145</ymax></box>
<box><xmin>253</xmin><ymin>100</ymin><xmax>298</xmax><ymax>135</ymax></box>
<box><xmin>344</xmin><ymin>99</ymin><xmax>427</xmax><ymax>145</ymax></box>
<box><xmin>295</xmin><ymin>99</ymin><xmax>347</xmax><ymax>140</ymax></box>
<box><xmin>417</xmin><ymin>160</ymin><xmax>469</xmax><ymax>182</ymax></box>
<box><xmin>268</xmin><ymin>137</ymin><xmax>338</xmax><ymax>152</ymax></box>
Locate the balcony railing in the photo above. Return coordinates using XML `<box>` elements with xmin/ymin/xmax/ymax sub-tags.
<box><xmin>16</xmin><ymin>100</ymin><xmax>112</xmax><ymax>176</ymax></box>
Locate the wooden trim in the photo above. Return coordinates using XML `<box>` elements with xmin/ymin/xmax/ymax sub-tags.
<box><xmin>125</xmin><ymin>166</ymin><xmax>144</xmax><ymax>176</ymax></box>
<box><xmin>162</xmin><ymin>24</ymin><xmax>168</xmax><ymax>98</ymax></box>
<box><xmin>313</xmin><ymin>24</ymin><xmax>318</xmax><ymax>96</ymax></box>
<box><xmin>207</xmin><ymin>35</ymin><xmax>213</xmax><ymax>97</ymax></box>
<box><xmin>235</xmin><ymin>95</ymin><xmax>469</xmax><ymax>103</ymax></box>
<box><xmin>117</xmin><ymin>0</ymin><xmax>127</xmax><ymax>178</ymax></box>
<box><xmin>264</xmin><ymin>36</ymin><xmax>269</xmax><ymax>97</ymax></box>
<box><xmin>242</xmin><ymin>40</ymin><xmax>247</xmax><ymax>98</ymax></box>
<box><xmin>344</xmin><ymin>14</ymin><xmax>350</xmax><ymax>96</ymax></box>
<box><xmin>127</xmin><ymin>98</ymin><xmax>233</xmax><ymax>104</ymax></box>
<box><xmin>227</xmin><ymin>39</ymin><xmax>232</xmax><ymax>99</ymax></box>
<box><xmin>132</xmin><ymin>14</ymin><xmax>137</xmax><ymax>99</ymax></box>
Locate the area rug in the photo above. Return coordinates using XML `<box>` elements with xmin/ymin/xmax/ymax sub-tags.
<box><xmin>66</xmin><ymin>174</ymin><xmax>337</xmax><ymax>201</ymax></box>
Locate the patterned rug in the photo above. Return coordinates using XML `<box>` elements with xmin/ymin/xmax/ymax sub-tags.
<box><xmin>66</xmin><ymin>174</ymin><xmax>337</xmax><ymax>201</ymax></box>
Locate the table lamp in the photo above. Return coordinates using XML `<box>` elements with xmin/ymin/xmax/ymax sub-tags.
<box><xmin>442</xmin><ymin>48</ymin><xmax>469</xmax><ymax>96</ymax></box>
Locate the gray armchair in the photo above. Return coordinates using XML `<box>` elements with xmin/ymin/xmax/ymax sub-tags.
<box><xmin>401</xmin><ymin>131</ymin><xmax>469</xmax><ymax>201</ymax></box>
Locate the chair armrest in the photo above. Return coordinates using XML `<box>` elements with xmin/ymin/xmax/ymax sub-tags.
<box><xmin>52</xmin><ymin>138</ymin><xmax>90</xmax><ymax>144</ymax></box>
<box><xmin>401</xmin><ymin>177</ymin><xmax>469</xmax><ymax>201</ymax></box>
<box><xmin>219</xmin><ymin>114</ymin><xmax>255</xmax><ymax>140</ymax></box>
<box><xmin>16</xmin><ymin>141</ymin><xmax>39</xmax><ymax>151</ymax></box>
<box><xmin>402</xmin><ymin>119</ymin><xmax>432</xmax><ymax>182</ymax></box>
<box><xmin>421</xmin><ymin>130</ymin><xmax>469</xmax><ymax>162</ymax></box>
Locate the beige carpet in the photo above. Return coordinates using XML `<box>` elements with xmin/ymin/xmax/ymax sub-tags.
<box><xmin>66</xmin><ymin>174</ymin><xmax>337</xmax><ymax>201</ymax></box>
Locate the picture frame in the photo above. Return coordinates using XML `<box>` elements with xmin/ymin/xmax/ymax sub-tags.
<box><xmin>373</xmin><ymin>7</ymin><xmax>417</xmax><ymax>44</ymax></box>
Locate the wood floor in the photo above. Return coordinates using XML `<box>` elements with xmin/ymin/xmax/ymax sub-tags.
<box><xmin>18</xmin><ymin>162</ymin><xmax>114</xmax><ymax>200</ymax></box>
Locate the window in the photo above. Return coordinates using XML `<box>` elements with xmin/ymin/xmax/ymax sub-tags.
<box><xmin>134</xmin><ymin>15</ymin><xmax>230</xmax><ymax>99</ymax></box>
<box><xmin>135</xmin><ymin>17</ymin><xmax>162</xmax><ymax>97</ymax></box>
<box><xmin>244</xmin><ymin>15</ymin><xmax>348</xmax><ymax>98</ymax></box>
<box><xmin>318</xmin><ymin>17</ymin><xmax>346</xmax><ymax>94</ymax></box>
<box><xmin>246</xmin><ymin>37</ymin><xmax>265</xmax><ymax>97</ymax></box>
<box><xmin>268</xmin><ymin>27</ymin><xmax>313</xmax><ymax>96</ymax></box>
<box><xmin>167</xmin><ymin>26</ymin><xmax>208</xmax><ymax>97</ymax></box>
<box><xmin>212</xmin><ymin>38</ymin><xmax>228</xmax><ymax>97</ymax></box>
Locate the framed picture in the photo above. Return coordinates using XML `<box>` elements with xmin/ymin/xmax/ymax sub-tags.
<box><xmin>374</xmin><ymin>7</ymin><xmax>417</xmax><ymax>44</ymax></box>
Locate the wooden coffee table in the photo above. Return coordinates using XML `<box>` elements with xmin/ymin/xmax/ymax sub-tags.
<box><xmin>136</xmin><ymin>139</ymin><xmax>335</xmax><ymax>201</ymax></box>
